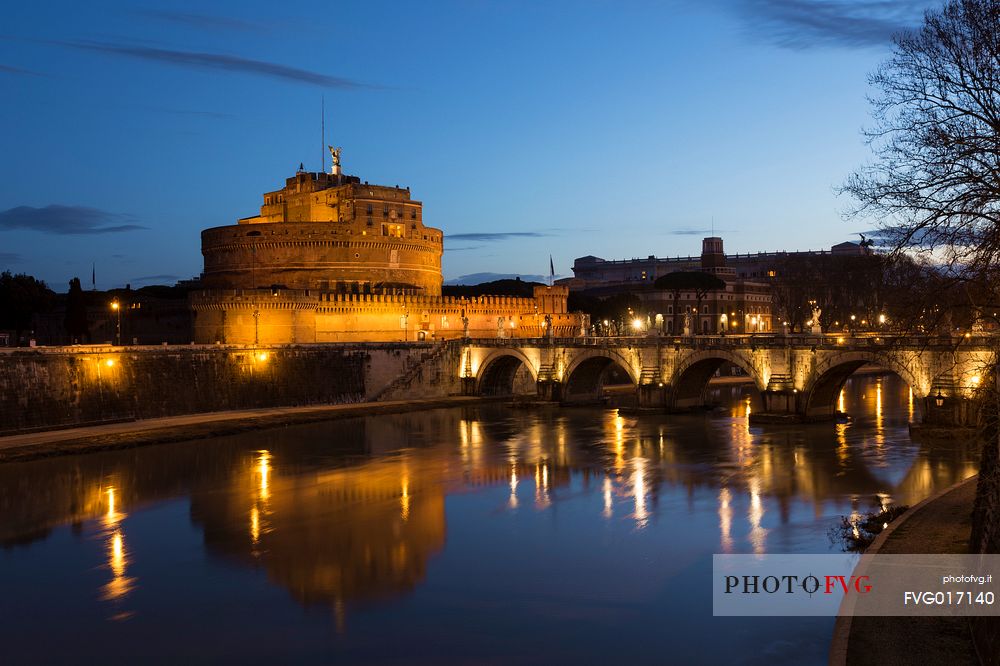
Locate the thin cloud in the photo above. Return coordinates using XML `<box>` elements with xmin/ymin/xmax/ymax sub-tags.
<box><xmin>130</xmin><ymin>274</ymin><xmax>181</xmax><ymax>283</ymax></box>
<box><xmin>666</xmin><ymin>227</ymin><xmax>734</xmax><ymax>235</ymax></box>
<box><xmin>447</xmin><ymin>232</ymin><xmax>548</xmax><ymax>242</ymax></box>
<box><xmin>725</xmin><ymin>0</ymin><xmax>930</xmax><ymax>49</ymax></box>
<box><xmin>0</xmin><ymin>63</ymin><xmax>44</xmax><ymax>76</ymax></box>
<box><xmin>133</xmin><ymin>10</ymin><xmax>271</xmax><ymax>33</ymax></box>
<box><xmin>444</xmin><ymin>245</ymin><xmax>484</xmax><ymax>252</ymax></box>
<box><xmin>0</xmin><ymin>252</ymin><xmax>22</xmax><ymax>264</ymax></box>
<box><xmin>0</xmin><ymin>205</ymin><xmax>146</xmax><ymax>235</ymax></box>
<box><xmin>54</xmin><ymin>40</ymin><xmax>376</xmax><ymax>89</ymax></box>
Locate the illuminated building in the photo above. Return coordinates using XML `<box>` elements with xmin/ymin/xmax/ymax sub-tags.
<box><xmin>192</xmin><ymin>150</ymin><xmax>583</xmax><ymax>343</ymax></box>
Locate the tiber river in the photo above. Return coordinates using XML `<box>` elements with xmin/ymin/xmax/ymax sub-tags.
<box><xmin>0</xmin><ymin>373</ymin><xmax>980</xmax><ymax>664</ymax></box>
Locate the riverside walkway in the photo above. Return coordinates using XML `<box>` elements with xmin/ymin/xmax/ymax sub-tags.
<box><xmin>830</xmin><ymin>475</ymin><xmax>981</xmax><ymax>665</ymax></box>
<box><xmin>0</xmin><ymin>396</ymin><xmax>490</xmax><ymax>462</ymax></box>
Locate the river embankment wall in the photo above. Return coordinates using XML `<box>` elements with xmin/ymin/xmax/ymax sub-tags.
<box><xmin>0</xmin><ymin>342</ymin><xmax>462</xmax><ymax>434</ymax></box>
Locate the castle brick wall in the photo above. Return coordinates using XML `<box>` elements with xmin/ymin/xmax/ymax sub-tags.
<box><xmin>190</xmin><ymin>289</ymin><xmax>584</xmax><ymax>344</ymax></box>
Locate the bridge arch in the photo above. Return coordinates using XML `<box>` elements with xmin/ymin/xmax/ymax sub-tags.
<box><xmin>803</xmin><ymin>351</ymin><xmax>923</xmax><ymax>419</ymax></box>
<box><xmin>669</xmin><ymin>349</ymin><xmax>766</xmax><ymax>409</ymax></box>
<box><xmin>476</xmin><ymin>349</ymin><xmax>539</xmax><ymax>396</ymax></box>
<box><xmin>562</xmin><ymin>349</ymin><xmax>639</xmax><ymax>401</ymax></box>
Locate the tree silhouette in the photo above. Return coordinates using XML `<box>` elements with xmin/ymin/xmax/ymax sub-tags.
<box><xmin>841</xmin><ymin>0</ymin><xmax>1000</xmax><ymax>560</ymax></box>
<box><xmin>64</xmin><ymin>277</ymin><xmax>90</xmax><ymax>343</ymax></box>
<box><xmin>0</xmin><ymin>271</ymin><xmax>54</xmax><ymax>344</ymax></box>
<box><xmin>654</xmin><ymin>271</ymin><xmax>726</xmax><ymax>334</ymax></box>
<box><xmin>843</xmin><ymin>0</ymin><xmax>1000</xmax><ymax>282</ymax></box>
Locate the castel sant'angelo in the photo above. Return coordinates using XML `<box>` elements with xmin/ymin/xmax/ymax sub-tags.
<box><xmin>191</xmin><ymin>148</ymin><xmax>583</xmax><ymax>343</ymax></box>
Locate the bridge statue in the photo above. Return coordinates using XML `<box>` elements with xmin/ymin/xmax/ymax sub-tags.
<box><xmin>683</xmin><ymin>311</ymin><xmax>692</xmax><ymax>336</ymax></box>
<box><xmin>810</xmin><ymin>304</ymin><xmax>823</xmax><ymax>335</ymax></box>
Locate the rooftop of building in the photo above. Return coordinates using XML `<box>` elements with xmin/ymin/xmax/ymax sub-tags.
<box><xmin>573</xmin><ymin>240</ymin><xmax>869</xmax><ymax>267</ymax></box>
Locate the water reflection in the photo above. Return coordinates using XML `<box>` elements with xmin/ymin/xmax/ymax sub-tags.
<box><xmin>0</xmin><ymin>373</ymin><xmax>982</xmax><ymax>662</ymax></box>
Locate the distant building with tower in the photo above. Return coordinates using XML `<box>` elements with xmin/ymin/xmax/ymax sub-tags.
<box><xmin>564</xmin><ymin>238</ymin><xmax>869</xmax><ymax>293</ymax></box>
<box><xmin>561</xmin><ymin>237</ymin><xmax>771</xmax><ymax>334</ymax></box>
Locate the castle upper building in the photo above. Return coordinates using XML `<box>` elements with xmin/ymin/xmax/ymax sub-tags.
<box><xmin>201</xmin><ymin>154</ymin><xmax>443</xmax><ymax>295</ymax></box>
<box><xmin>192</xmin><ymin>150</ymin><xmax>582</xmax><ymax>344</ymax></box>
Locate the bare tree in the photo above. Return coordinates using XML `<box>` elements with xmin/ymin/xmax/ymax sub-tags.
<box><xmin>842</xmin><ymin>0</ymin><xmax>1000</xmax><ymax>557</ymax></box>
<box><xmin>843</xmin><ymin>0</ymin><xmax>1000</xmax><ymax>283</ymax></box>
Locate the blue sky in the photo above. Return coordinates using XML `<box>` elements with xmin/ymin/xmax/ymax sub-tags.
<box><xmin>0</xmin><ymin>0</ymin><xmax>936</xmax><ymax>289</ymax></box>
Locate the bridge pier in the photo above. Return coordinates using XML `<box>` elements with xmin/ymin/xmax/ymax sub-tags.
<box><xmin>536</xmin><ymin>379</ymin><xmax>563</xmax><ymax>402</ymax></box>
<box><xmin>922</xmin><ymin>395</ymin><xmax>978</xmax><ymax>428</ymax></box>
<box><xmin>636</xmin><ymin>383</ymin><xmax>668</xmax><ymax>408</ymax></box>
<box><xmin>749</xmin><ymin>389</ymin><xmax>805</xmax><ymax>423</ymax></box>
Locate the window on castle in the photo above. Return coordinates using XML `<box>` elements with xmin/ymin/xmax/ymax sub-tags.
<box><xmin>411</xmin><ymin>209</ymin><xmax>417</xmax><ymax>219</ymax></box>
<box><xmin>383</xmin><ymin>205</ymin><xmax>389</xmax><ymax>217</ymax></box>
<box><xmin>367</xmin><ymin>204</ymin><xmax>373</xmax><ymax>215</ymax></box>
<box><xmin>382</xmin><ymin>224</ymin><xmax>403</xmax><ymax>238</ymax></box>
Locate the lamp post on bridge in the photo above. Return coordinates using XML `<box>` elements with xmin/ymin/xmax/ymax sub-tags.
<box><xmin>110</xmin><ymin>300</ymin><xmax>121</xmax><ymax>346</ymax></box>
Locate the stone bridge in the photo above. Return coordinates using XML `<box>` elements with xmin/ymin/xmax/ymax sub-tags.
<box><xmin>459</xmin><ymin>333</ymin><xmax>997</xmax><ymax>425</ymax></box>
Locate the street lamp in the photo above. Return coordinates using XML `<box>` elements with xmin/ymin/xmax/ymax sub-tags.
<box><xmin>935</xmin><ymin>390</ymin><xmax>944</xmax><ymax>408</ymax></box>
<box><xmin>111</xmin><ymin>301</ymin><xmax>121</xmax><ymax>346</ymax></box>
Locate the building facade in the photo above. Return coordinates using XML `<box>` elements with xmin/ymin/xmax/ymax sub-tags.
<box><xmin>192</xmin><ymin>153</ymin><xmax>583</xmax><ymax>343</ymax></box>
<box><xmin>563</xmin><ymin>239</ymin><xmax>869</xmax><ymax>293</ymax></box>
<box><xmin>634</xmin><ymin>238</ymin><xmax>773</xmax><ymax>334</ymax></box>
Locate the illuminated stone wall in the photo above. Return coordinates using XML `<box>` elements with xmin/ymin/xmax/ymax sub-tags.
<box><xmin>0</xmin><ymin>343</ymin><xmax>462</xmax><ymax>433</ymax></box>
<box><xmin>191</xmin><ymin>286</ymin><xmax>584</xmax><ymax>344</ymax></box>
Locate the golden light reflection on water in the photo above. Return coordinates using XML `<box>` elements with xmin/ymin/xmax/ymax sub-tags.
<box><xmin>908</xmin><ymin>386</ymin><xmax>914</xmax><ymax>423</ymax></box>
<box><xmin>509</xmin><ymin>463</ymin><xmax>519</xmax><ymax>509</ymax></box>
<box><xmin>874</xmin><ymin>380</ymin><xmax>885</xmax><ymax>451</ymax></box>
<box><xmin>839</xmin><ymin>388</ymin><xmax>846</xmax><ymax>413</ymax></box>
<box><xmin>836</xmin><ymin>423</ymin><xmax>850</xmax><ymax>470</ymax></box>
<box><xmin>102</xmin><ymin>527</ymin><xmax>135</xmax><ymax>603</ymax></box>
<box><xmin>631</xmin><ymin>458</ymin><xmax>648</xmax><ymax>529</ymax></box>
<box><xmin>612</xmin><ymin>412</ymin><xmax>626</xmax><ymax>472</ymax></box>
<box><xmin>534</xmin><ymin>462</ymin><xmax>551</xmax><ymax>508</ymax></box>
<box><xmin>603</xmin><ymin>475</ymin><xmax>614</xmax><ymax>519</ymax></box>
<box><xmin>401</xmin><ymin>477</ymin><xmax>410</xmax><ymax>522</ymax></box>
<box><xmin>718</xmin><ymin>487</ymin><xmax>733</xmax><ymax>553</ymax></box>
<box><xmin>104</xmin><ymin>487</ymin><xmax>120</xmax><ymax>528</ymax></box>
<box><xmin>257</xmin><ymin>451</ymin><xmax>271</xmax><ymax>501</ymax></box>
<box><xmin>249</xmin><ymin>451</ymin><xmax>272</xmax><ymax>551</ymax></box>
<box><xmin>250</xmin><ymin>506</ymin><xmax>261</xmax><ymax>544</ymax></box>
<box><xmin>100</xmin><ymin>486</ymin><xmax>135</xmax><ymax>604</ymax></box>
<box><xmin>748</xmin><ymin>479</ymin><xmax>767</xmax><ymax>554</ymax></box>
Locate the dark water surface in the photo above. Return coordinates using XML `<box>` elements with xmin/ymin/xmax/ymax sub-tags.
<box><xmin>0</xmin><ymin>374</ymin><xmax>980</xmax><ymax>664</ymax></box>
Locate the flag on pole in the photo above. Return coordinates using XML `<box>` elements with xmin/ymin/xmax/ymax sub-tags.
<box><xmin>91</xmin><ymin>263</ymin><xmax>96</xmax><ymax>290</ymax></box>
<box><xmin>549</xmin><ymin>255</ymin><xmax>555</xmax><ymax>285</ymax></box>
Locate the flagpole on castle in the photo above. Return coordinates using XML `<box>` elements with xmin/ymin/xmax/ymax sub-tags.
<box><xmin>549</xmin><ymin>255</ymin><xmax>554</xmax><ymax>287</ymax></box>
